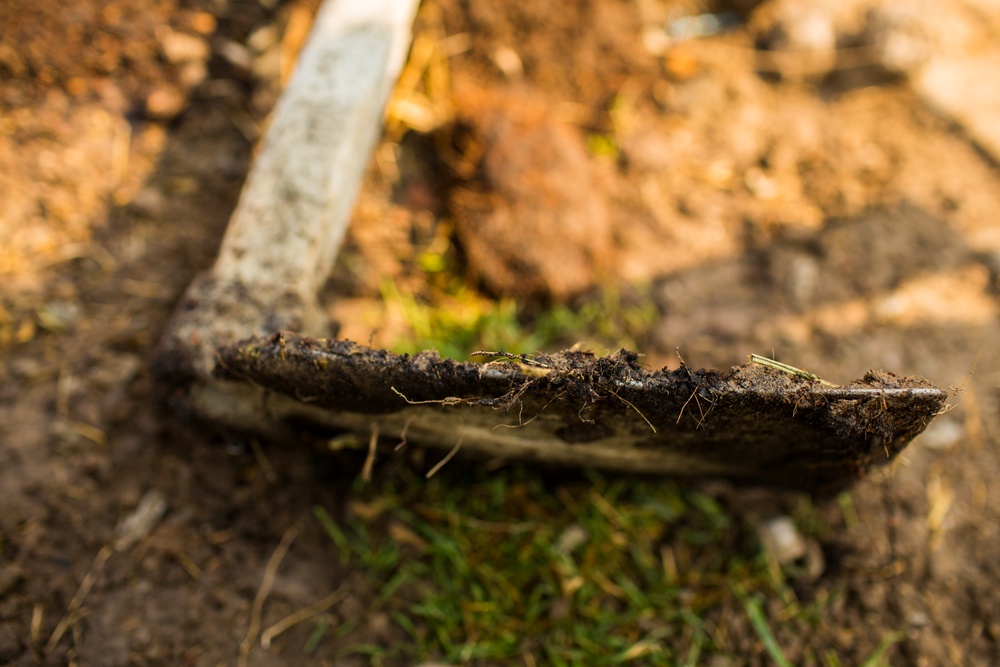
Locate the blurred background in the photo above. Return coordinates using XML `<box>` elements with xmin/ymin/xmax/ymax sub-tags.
<box><xmin>2</xmin><ymin>0</ymin><xmax>999</xmax><ymax>664</ymax></box>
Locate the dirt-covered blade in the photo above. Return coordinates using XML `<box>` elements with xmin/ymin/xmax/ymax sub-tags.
<box><xmin>210</xmin><ymin>332</ymin><xmax>948</xmax><ymax>493</ymax></box>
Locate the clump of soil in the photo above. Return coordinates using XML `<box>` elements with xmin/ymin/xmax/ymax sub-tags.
<box><xmin>213</xmin><ymin>332</ymin><xmax>945</xmax><ymax>492</ymax></box>
<box><xmin>449</xmin><ymin>81</ymin><xmax>614</xmax><ymax>300</ymax></box>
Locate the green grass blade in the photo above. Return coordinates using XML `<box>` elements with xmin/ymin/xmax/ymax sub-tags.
<box><xmin>859</xmin><ymin>631</ymin><xmax>905</xmax><ymax>667</ymax></box>
<box><xmin>739</xmin><ymin>591</ymin><xmax>793</xmax><ymax>667</ymax></box>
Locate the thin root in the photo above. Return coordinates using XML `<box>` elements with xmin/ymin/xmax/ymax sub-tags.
<box><xmin>46</xmin><ymin>545</ymin><xmax>113</xmax><ymax>652</ymax></box>
<box><xmin>678</xmin><ymin>385</ymin><xmax>716</xmax><ymax>428</ymax></box>
<box><xmin>426</xmin><ymin>439</ymin><xmax>463</xmax><ymax>478</ymax></box>
<box><xmin>361</xmin><ymin>422</ymin><xmax>379</xmax><ymax>483</ymax></box>
<box><xmin>391</xmin><ymin>386</ymin><xmax>467</xmax><ymax>406</ymax></box>
<box><xmin>394</xmin><ymin>416</ymin><xmax>415</xmax><ymax>451</ymax></box>
<box><xmin>610</xmin><ymin>389</ymin><xmax>656</xmax><ymax>433</ymax></box>
<box><xmin>238</xmin><ymin>523</ymin><xmax>302</xmax><ymax>667</ymax></box>
<box><xmin>260</xmin><ymin>584</ymin><xmax>350</xmax><ymax>650</ymax></box>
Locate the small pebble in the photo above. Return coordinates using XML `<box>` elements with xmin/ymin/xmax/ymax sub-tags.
<box><xmin>145</xmin><ymin>85</ymin><xmax>188</xmax><ymax>120</ymax></box>
<box><xmin>179</xmin><ymin>61</ymin><xmax>208</xmax><ymax>88</ymax></box>
<box><xmin>555</xmin><ymin>524</ymin><xmax>589</xmax><ymax>556</ymax></box>
<box><xmin>215</xmin><ymin>37</ymin><xmax>253</xmax><ymax>71</ymax></box>
<box><xmin>491</xmin><ymin>46</ymin><xmax>523</xmax><ymax>78</ymax></box>
<box><xmin>158</xmin><ymin>28</ymin><xmax>211</xmax><ymax>65</ymax></box>
<box><xmin>757</xmin><ymin>514</ymin><xmax>825</xmax><ymax>580</ymax></box>
<box><xmin>758</xmin><ymin>515</ymin><xmax>806</xmax><ymax>564</ymax></box>
<box><xmin>918</xmin><ymin>418</ymin><xmax>964</xmax><ymax>451</ymax></box>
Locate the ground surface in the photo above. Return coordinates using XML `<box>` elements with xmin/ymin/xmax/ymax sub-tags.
<box><xmin>2</xmin><ymin>0</ymin><xmax>1000</xmax><ymax>665</ymax></box>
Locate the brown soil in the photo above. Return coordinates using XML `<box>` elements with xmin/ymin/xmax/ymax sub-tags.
<box><xmin>2</xmin><ymin>0</ymin><xmax>1000</xmax><ymax>665</ymax></box>
<box><xmin>215</xmin><ymin>333</ymin><xmax>945</xmax><ymax>492</ymax></box>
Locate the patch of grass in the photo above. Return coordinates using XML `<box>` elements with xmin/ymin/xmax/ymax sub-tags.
<box><xmin>380</xmin><ymin>279</ymin><xmax>528</xmax><ymax>360</ymax></box>
<box><xmin>380</xmin><ymin>278</ymin><xmax>658</xmax><ymax>360</ymax></box>
<box><xmin>315</xmin><ymin>466</ymin><xmax>770</xmax><ymax>664</ymax></box>
<box><xmin>314</xmin><ymin>466</ymin><xmax>907</xmax><ymax>665</ymax></box>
